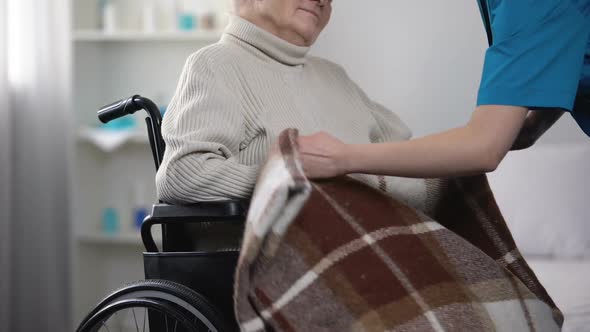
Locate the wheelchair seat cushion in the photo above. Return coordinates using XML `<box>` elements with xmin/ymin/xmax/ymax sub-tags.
<box><xmin>234</xmin><ymin>128</ymin><xmax>562</xmax><ymax>332</ymax></box>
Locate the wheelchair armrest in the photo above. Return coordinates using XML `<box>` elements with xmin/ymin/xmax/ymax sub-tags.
<box><xmin>142</xmin><ymin>200</ymin><xmax>249</xmax><ymax>252</ymax></box>
<box><xmin>150</xmin><ymin>201</ymin><xmax>248</xmax><ymax>219</ymax></box>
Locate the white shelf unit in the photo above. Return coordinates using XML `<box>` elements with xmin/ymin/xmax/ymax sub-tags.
<box><xmin>74</xmin><ymin>29</ymin><xmax>222</xmax><ymax>42</ymax></box>
<box><xmin>69</xmin><ymin>0</ymin><xmax>228</xmax><ymax>327</ymax></box>
<box><xmin>77</xmin><ymin>126</ymin><xmax>150</xmax><ymax>152</ymax></box>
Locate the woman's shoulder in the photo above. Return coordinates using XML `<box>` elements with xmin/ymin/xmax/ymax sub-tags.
<box><xmin>306</xmin><ymin>56</ymin><xmax>366</xmax><ymax>94</ymax></box>
<box><xmin>183</xmin><ymin>42</ymin><xmax>243</xmax><ymax>73</ymax></box>
<box><xmin>306</xmin><ymin>56</ymin><xmax>349</xmax><ymax>78</ymax></box>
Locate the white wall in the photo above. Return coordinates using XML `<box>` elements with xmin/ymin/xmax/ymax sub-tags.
<box><xmin>311</xmin><ymin>2</ymin><xmax>589</xmax><ymax>260</ymax></box>
<box><xmin>312</xmin><ymin>0</ymin><xmax>588</xmax><ymax>144</ymax></box>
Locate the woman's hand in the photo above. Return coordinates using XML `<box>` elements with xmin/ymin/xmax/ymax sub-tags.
<box><xmin>297</xmin><ymin>132</ymin><xmax>350</xmax><ymax>179</ymax></box>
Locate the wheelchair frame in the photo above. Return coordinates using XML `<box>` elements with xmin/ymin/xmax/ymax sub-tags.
<box><xmin>79</xmin><ymin>95</ymin><xmax>249</xmax><ymax>331</ymax></box>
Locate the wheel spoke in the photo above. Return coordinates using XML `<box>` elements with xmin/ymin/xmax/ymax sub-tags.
<box><xmin>80</xmin><ymin>286</ymin><xmax>222</xmax><ymax>332</ymax></box>
<box><xmin>101</xmin><ymin>320</ymin><xmax>112</xmax><ymax>332</ymax></box>
<box><xmin>112</xmin><ymin>311</ymin><xmax>120</xmax><ymax>332</ymax></box>
<box><xmin>132</xmin><ymin>308</ymin><xmax>140</xmax><ymax>332</ymax></box>
<box><xmin>122</xmin><ymin>308</ymin><xmax>131</xmax><ymax>332</ymax></box>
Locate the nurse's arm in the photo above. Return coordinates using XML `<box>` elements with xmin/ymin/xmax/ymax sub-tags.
<box><xmin>340</xmin><ymin>105</ymin><xmax>529</xmax><ymax>178</ymax></box>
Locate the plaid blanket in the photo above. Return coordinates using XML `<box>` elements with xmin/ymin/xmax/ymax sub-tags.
<box><xmin>234</xmin><ymin>129</ymin><xmax>563</xmax><ymax>332</ymax></box>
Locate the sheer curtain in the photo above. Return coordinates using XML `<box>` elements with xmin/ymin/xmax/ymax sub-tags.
<box><xmin>0</xmin><ymin>0</ymin><xmax>72</xmax><ymax>331</ymax></box>
<box><xmin>0</xmin><ymin>0</ymin><xmax>12</xmax><ymax>328</ymax></box>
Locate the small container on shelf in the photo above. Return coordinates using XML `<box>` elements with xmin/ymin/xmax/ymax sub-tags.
<box><xmin>156</xmin><ymin>0</ymin><xmax>178</xmax><ymax>32</ymax></box>
<box><xmin>101</xmin><ymin>207</ymin><xmax>120</xmax><ymax>234</ymax></box>
<box><xmin>131</xmin><ymin>181</ymin><xmax>150</xmax><ymax>230</ymax></box>
<box><xmin>99</xmin><ymin>0</ymin><xmax>117</xmax><ymax>33</ymax></box>
<box><xmin>142</xmin><ymin>0</ymin><xmax>157</xmax><ymax>33</ymax></box>
<box><xmin>198</xmin><ymin>0</ymin><xmax>217</xmax><ymax>30</ymax></box>
<box><xmin>200</xmin><ymin>12</ymin><xmax>216</xmax><ymax>30</ymax></box>
<box><xmin>177</xmin><ymin>0</ymin><xmax>197</xmax><ymax>31</ymax></box>
<box><xmin>177</xmin><ymin>14</ymin><xmax>196</xmax><ymax>31</ymax></box>
<box><xmin>101</xmin><ymin>187</ymin><xmax>123</xmax><ymax>235</ymax></box>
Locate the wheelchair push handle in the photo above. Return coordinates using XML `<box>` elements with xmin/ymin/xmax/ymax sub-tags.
<box><xmin>98</xmin><ymin>95</ymin><xmax>143</xmax><ymax>123</ymax></box>
<box><xmin>98</xmin><ymin>95</ymin><xmax>165</xmax><ymax>170</ymax></box>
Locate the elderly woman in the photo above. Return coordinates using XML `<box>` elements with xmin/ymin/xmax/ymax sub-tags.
<box><xmin>156</xmin><ymin>0</ymin><xmax>411</xmax><ymax>203</ymax></box>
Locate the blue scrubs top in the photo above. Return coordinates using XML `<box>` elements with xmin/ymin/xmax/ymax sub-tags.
<box><xmin>477</xmin><ymin>0</ymin><xmax>590</xmax><ymax>137</ymax></box>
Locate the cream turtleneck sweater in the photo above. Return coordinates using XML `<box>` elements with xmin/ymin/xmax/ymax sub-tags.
<box><xmin>156</xmin><ymin>16</ymin><xmax>417</xmax><ymax>204</ymax></box>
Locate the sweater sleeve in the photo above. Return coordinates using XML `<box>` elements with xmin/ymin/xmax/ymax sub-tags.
<box><xmin>317</xmin><ymin>58</ymin><xmax>412</xmax><ymax>143</ymax></box>
<box><xmin>156</xmin><ymin>53</ymin><xmax>259</xmax><ymax>203</ymax></box>
<box><xmin>367</xmin><ymin>101</ymin><xmax>412</xmax><ymax>143</ymax></box>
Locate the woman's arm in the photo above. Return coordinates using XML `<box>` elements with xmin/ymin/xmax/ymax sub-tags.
<box><xmin>298</xmin><ymin>105</ymin><xmax>528</xmax><ymax>179</ymax></box>
<box><xmin>156</xmin><ymin>54</ymin><xmax>259</xmax><ymax>203</ymax></box>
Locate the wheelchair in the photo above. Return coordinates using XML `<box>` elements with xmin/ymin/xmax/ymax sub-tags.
<box><xmin>76</xmin><ymin>95</ymin><xmax>247</xmax><ymax>332</ymax></box>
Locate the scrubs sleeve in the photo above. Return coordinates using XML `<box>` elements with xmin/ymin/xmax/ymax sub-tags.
<box><xmin>477</xmin><ymin>0</ymin><xmax>590</xmax><ymax>111</ymax></box>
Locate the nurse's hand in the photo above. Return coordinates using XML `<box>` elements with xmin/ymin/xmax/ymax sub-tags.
<box><xmin>298</xmin><ymin>132</ymin><xmax>350</xmax><ymax>179</ymax></box>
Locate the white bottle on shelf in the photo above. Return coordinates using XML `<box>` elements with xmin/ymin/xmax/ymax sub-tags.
<box><xmin>101</xmin><ymin>0</ymin><xmax>117</xmax><ymax>33</ymax></box>
<box><xmin>142</xmin><ymin>0</ymin><xmax>156</xmax><ymax>33</ymax></box>
<box><xmin>157</xmin><ymin>0</ymin><xmax>178</xmax><ymax>32</ymax></box>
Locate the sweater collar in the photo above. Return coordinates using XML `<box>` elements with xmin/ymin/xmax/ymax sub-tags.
<box><xmin>223</xmin><ymin>16</ymin><xmax>310</xmax><ymax>66</ymax></box>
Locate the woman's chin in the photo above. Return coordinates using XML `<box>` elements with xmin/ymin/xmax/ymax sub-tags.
<box><xmin>292</xmin><ymin>25</ymin><xmax>320</xmax><ymax>46</ymax></box>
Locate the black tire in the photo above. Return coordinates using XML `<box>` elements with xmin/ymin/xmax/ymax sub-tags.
<box><xmin>76</xmin><ymin>279</ymin><xmax>233</xmax><ymax>332</ymax></box>
<box><xmin>78</xmin><ymin>298</ymin><xmax>200</xmax><ymax>332</ymax></box>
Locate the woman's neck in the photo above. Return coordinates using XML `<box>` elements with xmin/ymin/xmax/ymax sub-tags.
<box><xmin>236</xmin><ymin>10</ymin><xmax>309</xmax><ymax>47</ymax></box>
<box><xmin>223</xmin><ymin>16</ymin><xmax>310</xmax><ymax>66</ymax></box>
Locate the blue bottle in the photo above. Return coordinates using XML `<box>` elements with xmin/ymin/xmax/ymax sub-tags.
<box><xmin>134</xmin><ymin>207</ymin><xmax>149</xmax><ymax>230</ymax></box>
<box><xmin>102</xmin><ymin>207</ymin><xmax>120</xmax><ymax>234</ymax></box>
<box><xmin>178</xmin><ymin>13</ymin><xmax>196</xmax><ymax>31</ymax></box>
<box><xmin>131</xmin><ymin>181</ymin><xmax>150</xmax><ymax>230</ymax></box>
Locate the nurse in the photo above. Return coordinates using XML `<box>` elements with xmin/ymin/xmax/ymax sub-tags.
<box><xmin>299</xmin><ymin>0</ymin><xmax>590</xmax><ymax>179</ymax></box>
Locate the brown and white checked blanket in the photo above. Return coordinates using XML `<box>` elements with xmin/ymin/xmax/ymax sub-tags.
<box><xmin>234</xmin><ymin>129</ymin><xmax>563</xmax><ymax>332</ymax></box>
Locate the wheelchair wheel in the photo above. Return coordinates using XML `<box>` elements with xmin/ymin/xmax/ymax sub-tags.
<box><xmin>76</xmin><ymin>279</ymin><xmax>233</xmax><ymax>332</ymax></box>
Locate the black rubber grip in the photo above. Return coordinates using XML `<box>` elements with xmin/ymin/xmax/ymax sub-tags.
<box><xmin>97</xmin><ymin>95</ymin><xmax>141</xmax><ymax>123</ymax></box>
